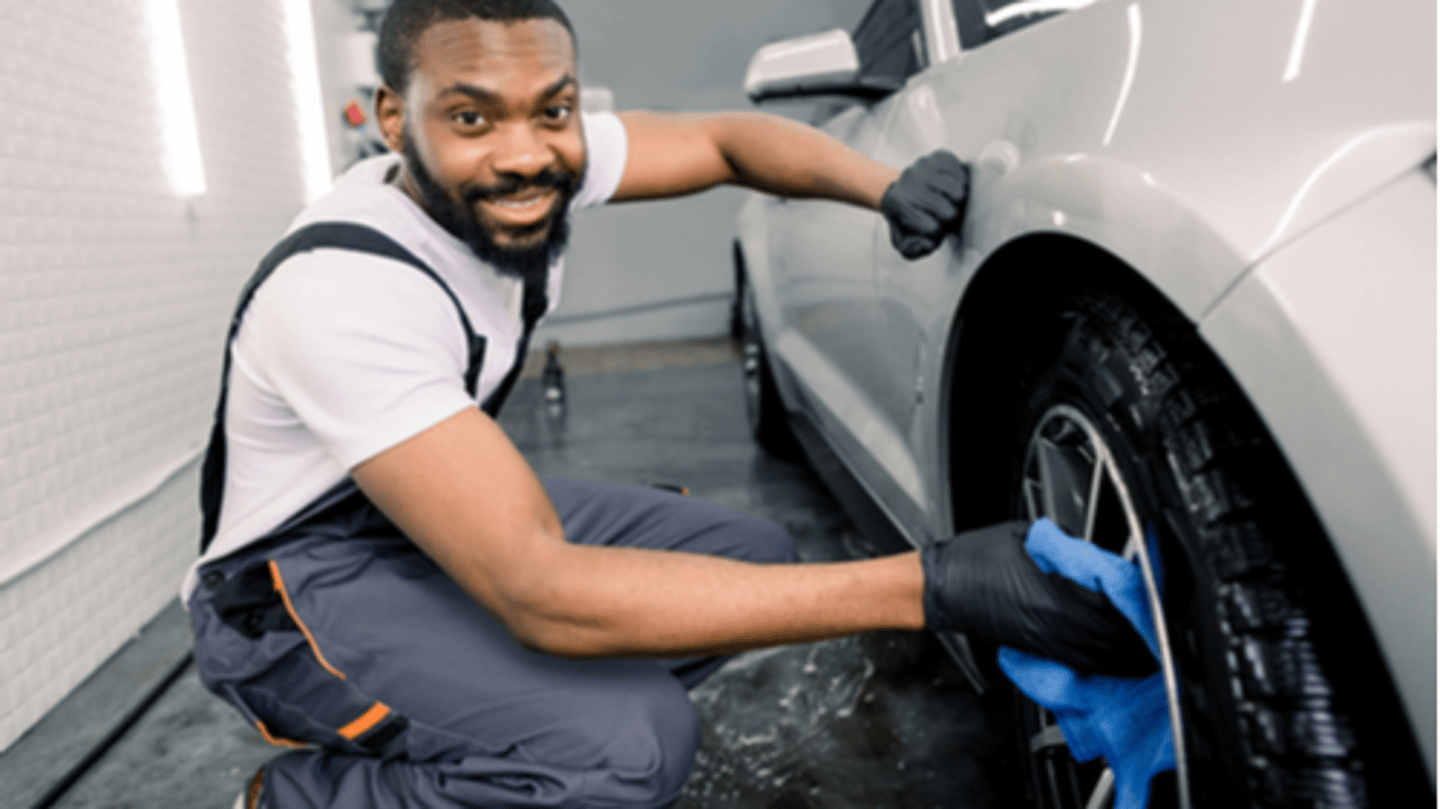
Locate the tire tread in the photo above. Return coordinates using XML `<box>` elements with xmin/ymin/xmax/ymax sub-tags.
<box><xmin>1071</xmin><ymin>291</ymin><xmax>1368</xmax><ymax>808</ymax></box>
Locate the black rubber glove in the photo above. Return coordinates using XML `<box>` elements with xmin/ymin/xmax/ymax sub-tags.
<box><xmin>922</xmin><ymin>520</ymin><xmax>1157</xmax><ymax>678</ymax></box>
<box><xmin>879</xmin><ymin>150</ymin><xmax>970</xmax><ymax>260</ymax></box>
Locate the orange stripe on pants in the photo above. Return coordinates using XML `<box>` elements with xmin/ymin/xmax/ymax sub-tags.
<box><xmin>339</xmin><ymin>701</ymin><xmax>392</xmax><ymax>740</ymax></box>
<box><xmin>267</xmin><ymin>559</ymin><xmax>348</xmax><ymax>680</ymax></box>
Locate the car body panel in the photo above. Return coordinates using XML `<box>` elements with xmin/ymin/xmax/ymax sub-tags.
<box><xmin>1201</xmin><ymin>167</ymin><xmax>1437</xmax><ymax>773</ymax></box>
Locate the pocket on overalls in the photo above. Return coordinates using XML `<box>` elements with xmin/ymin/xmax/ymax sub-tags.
<box><xmin>203</xmin><ymin>559</ymin><xmax>410</xmax><ymax>757</ymax></box>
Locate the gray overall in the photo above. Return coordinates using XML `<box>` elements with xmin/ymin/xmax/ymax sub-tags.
<box><xmin>189</xmin><ymin>224</ymin><xmax>795</xmax><ymax>808</ymax></box>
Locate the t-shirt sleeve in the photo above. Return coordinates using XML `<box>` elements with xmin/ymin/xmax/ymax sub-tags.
<box><xmin>569</xmin><ymin>111</ymin><xmax>628</xmax><ymax>211</ymax></box>
<box><xmin>239</xmin><ymin>250</ymin><xmax>477</xmax><ymax>470</ymax></box>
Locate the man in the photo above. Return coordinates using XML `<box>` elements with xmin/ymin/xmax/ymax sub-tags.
<box><xmin>189</xmin><ymin>2</ymin><xmax>1150</xmax><ymax>807</ymax></box>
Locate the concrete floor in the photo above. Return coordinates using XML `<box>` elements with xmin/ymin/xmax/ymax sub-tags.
<box><xmin>1</xmin><ymin>340</ymin><xmax>1023</xmax><ymax>809</ymax></box>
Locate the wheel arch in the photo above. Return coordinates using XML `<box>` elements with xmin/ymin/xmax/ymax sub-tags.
<box><xmin>940</xmin><ymin>233</ymin><xmax>1176</xmax><ymax>530</ymax></box>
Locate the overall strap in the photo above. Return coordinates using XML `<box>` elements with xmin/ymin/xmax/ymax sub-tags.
<box><xmin>199</xmin><ymin>222</ymin><xmax>491</xmax><ymax>553</ymax></box>
<box><xmin>481</xmin><ymin>272</ymin><xmax>548</xmax><ymax>418</ymax></box>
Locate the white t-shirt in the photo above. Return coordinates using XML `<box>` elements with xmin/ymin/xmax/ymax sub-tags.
<box><xmin>181</xmin><ymin>112</ymin><xmax>629</xmax><ymax>601</ymax></box>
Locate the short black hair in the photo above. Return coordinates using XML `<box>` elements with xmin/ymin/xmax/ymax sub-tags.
<box><xmin>377</xmin><ymin>0</ymin><xmax>576</xmax><ymax>92</ymax></box>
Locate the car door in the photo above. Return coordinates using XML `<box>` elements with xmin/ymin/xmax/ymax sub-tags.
<box><xmin>867</xmin><ymin>0</ymin><xmax>1103</xmax><ymax>534</ymax></box>
<box><xmin>771</xmin><ymin>0</ymin><xmax>937</xmax><ymax>514</ymax></box>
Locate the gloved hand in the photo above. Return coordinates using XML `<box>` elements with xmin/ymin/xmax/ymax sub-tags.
<box><xmin>922</xmin><ymin>520</ymin><xmax>1156</xmax><ymax>678</ymax></box>
<box><xmin>879</xmin><ymin>150</ymin><xmax>970</xmax><ymax>260</ymax></box>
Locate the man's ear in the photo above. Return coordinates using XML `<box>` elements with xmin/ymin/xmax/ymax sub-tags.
<box><xmin>375</xmin><ymin>85</ymin><xmax>406</xmax><ymax>153</ymax></box>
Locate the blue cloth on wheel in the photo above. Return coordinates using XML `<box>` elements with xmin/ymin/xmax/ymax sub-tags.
<box><xmin>998</xmin><ymin>518</ymin><xmax>1176</xmax><ymax>809</ymax></box>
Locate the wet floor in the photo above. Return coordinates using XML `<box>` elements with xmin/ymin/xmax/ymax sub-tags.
<box><xmin>4</xmin><ymin>341</ymin><xmax>1025</xmax><ymax>808</ymax></box>
<box><xmin>679</xmin><ymin>632</ymin><xmax>1018</xmax><ymax>809</ymax></box>
<box><xmin>506</xmin><ymin>343</ymin><xmax>1025</xmax><ymax>809</ymax></box>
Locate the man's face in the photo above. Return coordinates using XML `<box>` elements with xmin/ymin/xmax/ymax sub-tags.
<box><xmin>379</xmin><ymin>17</ymin><xmax>586</xmax><ymax>281</ymax></box>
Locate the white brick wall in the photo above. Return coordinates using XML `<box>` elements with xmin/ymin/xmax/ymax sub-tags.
<box><xmin>0</xmin><ymin>0</ymin><xmax>339</xmax><ymax>750</ymax></box>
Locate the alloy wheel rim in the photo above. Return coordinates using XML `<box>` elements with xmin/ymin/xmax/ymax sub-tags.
<box><xmin>1019</xmin><ymin>403</ymin><xmax>1191</xmax><ymax>809</ymax></box>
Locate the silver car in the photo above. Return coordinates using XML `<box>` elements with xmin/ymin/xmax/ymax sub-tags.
<box><xmin>732</xmin><ymin>0</ymin><xmax>1434</xmax><ymax>806</ymax></box>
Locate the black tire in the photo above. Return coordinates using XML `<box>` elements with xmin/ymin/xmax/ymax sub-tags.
<box><xmin>737</xmin><ymin>265</ymin><xmax>801</xmax><ymax>460</ymax></box>
<box><xmin>730</xmin><ymin>243</ymin><xmax>746</xmax><ymax>341</ymax></box>
<box><xmin>1004</xmin><ymin>287</ymin><xmax>1419</xmax><ymax>808</ymax></box>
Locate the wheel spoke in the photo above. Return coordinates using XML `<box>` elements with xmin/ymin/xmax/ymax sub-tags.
<box><xmin>1084</xmin><ymin>768</ymin><xmax>1115</xmax><ymax>809</ymax></box>
<box><xmin>1120</xmin><ymin>529</ymin><xmax>1141</xmax><ymax>562</ymax></box>
<box><xmin>1029</xmin><ymin>723</ymin><xmax>1067</xmax><ymax>753</ymax></box>
<box><xmin>1023</xmin><ymin>477</ymin><xmax>1042</xmax><ymax>522</ymax></box>
<box><xmin>1034</xmin><ymin>437</ymin><xmax>1092</xmax><ymax>536</ymax></box>
<box><xmin>1082</xmin><ymin>453</ymin><xmax>1105</xmax><ymax>543</ymax></box>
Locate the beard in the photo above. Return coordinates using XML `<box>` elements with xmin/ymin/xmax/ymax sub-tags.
<box><xmin>401</xmin><ymin>134</ymin><xmax>577</xmax><ymax>286</ymax></box>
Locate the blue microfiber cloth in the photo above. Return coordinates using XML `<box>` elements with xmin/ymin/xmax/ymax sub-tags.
<box><xmin>998</xmin><ymin>518</ymin><xmax>1176</xmax><ymax>809</ymax></box>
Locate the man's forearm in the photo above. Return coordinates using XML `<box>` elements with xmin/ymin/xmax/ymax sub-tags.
<box><xmin>356</xmin><ymin>409</ymin><xmax>1142</xmax><ymax>674</ymax></box>
<box><xmin>703</xmin><ymin>111</ymin><xmax>899</xmax><ymax>209</ymax></box>
<box><xmin>612</xmin><ymin>110</ymin><xmax>968</xmax><ymax>259</ymax></box>
<box><xmin>497</xmin><ymin>540</ymin><xmax>927</xmax><ymax>658</ymax></box>
<box><xmin>354</xmin><ymin>408</ymin><xmax>925</xmax><ymax>660</ymax></box>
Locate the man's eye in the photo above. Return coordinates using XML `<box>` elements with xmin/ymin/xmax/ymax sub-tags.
<box><xmin>453</xmin><ymin>111</ymin><xmax>485</xmax><ymax>127</ymax></box>
<box><xmin>544</xmin><ymin>104</ymin><xmax>573</xmax><ymax>123</ymax></box>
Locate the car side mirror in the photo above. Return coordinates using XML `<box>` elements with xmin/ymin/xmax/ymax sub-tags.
<box><xmin>744</xmin><ymin>29</ymin><xmax>895</xmax><ymax>104</ymax></box>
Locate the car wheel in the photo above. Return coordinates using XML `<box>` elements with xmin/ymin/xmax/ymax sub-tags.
<box><xmin>1009</xmin><ymin>288</ymin><xmax>1373</xmax><ymax>808</ymax></box>
<box><xmin>738</xmin><ymin>268</ymin><xmax>800</xmax><ymax>460</ymax></box>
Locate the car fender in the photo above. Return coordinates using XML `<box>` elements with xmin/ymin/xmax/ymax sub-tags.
<box><xmin>962</xmin><ymin>152</ymin><xmax>1249</xmax><ymax>323</ymax></box>
<box><xmin>1199</xmin><ymin>167</ymin><xmax>1437</xmax><ymax>776</ymax></box>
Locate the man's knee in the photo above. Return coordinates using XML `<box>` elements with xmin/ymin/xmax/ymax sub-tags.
<box><xmin>587</xmin><ymin>678</ymin><xmax>701</xmax><ymax>804</ymax></box>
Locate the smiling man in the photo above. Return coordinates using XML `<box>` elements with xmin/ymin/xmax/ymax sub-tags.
<box><xmin>186</xmin><ymin>2</ymin><xmax>1150</xmax><ymax>807</ymax></box>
